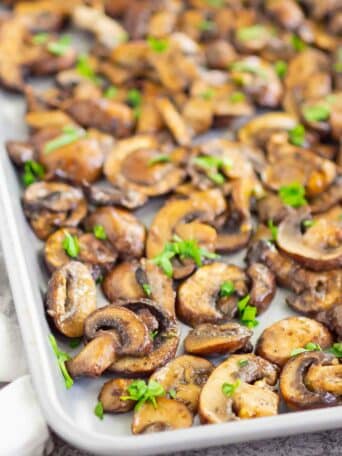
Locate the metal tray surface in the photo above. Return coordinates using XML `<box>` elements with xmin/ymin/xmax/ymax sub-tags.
<box><xmin>1</xmin><ymin>87</ymin><xmax>342</xmax><ymax>456</ymax></box>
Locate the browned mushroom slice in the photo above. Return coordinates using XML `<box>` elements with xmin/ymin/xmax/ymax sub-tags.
<box><xmin>199</xmin><ymin>354</ymin><xmax>279</xmax><ymax>424</ymax></box>
<box><xmin>132</xmin><ymin>397</ymin><xmax>193</xmax><ymax>434</ymax></box>
<box><xmin>44</xmin><ymin>227</ymin><xmax>81</xmax><ymax>272</ymax></box>
<box><xmin>99</xmin><ymin>378</ymin><xmax>136</xmax><ymax>413</ymax></box>
<box><xmin>85</xmin><ymin>206</ymin><xmax>146</xmax><ymax>259</ymax></box>
<box><xmin>29</xmin><ymin>44</ymin><xmax>77</xmax><ymax>77</ymax></box>
<box><xmin>184</xmin><ymin>322</ymin><xmax>252</xmax><ymax>356</ymax></box>
<box><xmin>104</xmin><ymin>135</ymin><xmax>185</xmax><ymax>197</ymax></box>
<box><xmin>155</xmin><ymin>98</ymin><xmax>192</xmax><ymax>146</ymax></box>
<box><xmin>6</xmin><ymin>140</ymin><xmax>36</xmax><ymax>166</ymax></box>
<box><xmin>46</xmin><ymin>261</ymin><xmax>96</xmax><ymax>338</ymax></box>
<box><xmin>310</xmin><ymin>177</ymin><xmax>342</xmax><ymax>214</ymax></box>
<box><xmin>305</xmin><ymin>361</ymin><xmax>342</xmax><ymax>396</ymax></box>
<box><xmin>84</xmin><ymin>304</ymin><xmax>152</xmax><ymax>357</ymax></box>
<box><xmin>256</xmin><ymin>193</ymin><xmax>292</xmax><ymax>224</ymax></box>
<box><xmin>83</xmin><ymin>182</ymin><xmax>147</xmax><ymax>209</ymax></box>
<box><xmin>102</xmin><ymin>259</ymin><xmax>175</xmax><ymax>316</ymax></box>
<box><xmin>66</xmin><ymin>334</ymin><xmax>117</xmax><ymax>378</ymax></box>
<box><xmin>265</xmin><ymin>0</ymin><xmax>304</xmax><ymax>29</ymax></box>
<box><xmin>22</xmin><ymin>181</ymin><xmax>87</xmax><ymax>240</ymax></box>
<box><xmin>110</xmin><ymin>299</ymin><xmax>180</xmax><ymax>376</ymax></box>
<box><xmin>256</xmin><ymin>317</ymin><xmax>333</xmax><ymax>367</ymax></box>
<box><xmin>25</xmin><ymin>110</ymin><xmax>75</xmax><ymax>130</ymax></box>
<box><xmin>205</xmin><ymin>40</ymin><xmax>237</xmax><ymax>69</ymax></box>
<box><xmin>177</xmin><ymin>263</ymin><xmax>248</xmax><ymax>327</ymax></box>
<box><xmin>246</xmin><ymin>263</ymin><xmax>276</xmax><ymax>313</ymax></box>
<box><xmin>150</xmin><ymin>355</ymin><xmax>213</xmax><ymax>413</ymax></box>
<box><xmin>280</xmin><ymin>351</ymin><xmax>340</xmax><ymax>410</ymax></box>
<box><xmin>276</xmin><ymin>206</ymin><xmax>342</xmax><ymax>271</ymax></box>
<box><xmin>316</xmin><ymin>304</ymin><xmax>342</xmax><ymax>339</ymax></box>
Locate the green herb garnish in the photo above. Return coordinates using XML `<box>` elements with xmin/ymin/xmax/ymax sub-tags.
<box><xmin>199</xmin><ymin>20</ymin><xmax>216</xmax><ymax>32</ymax></box>
<box><xmin>220</xmin><ymin>280</ymin><xmax>235</xmax><ymax>297</ymax></box>
<box><xmin>222</xmin><ymin>379</ymin><xmax>241</xmax><ymax>397</ymax></box>
<box><xmin>148</xmin><ymin>154</ymin><xmax>171</xmax><ymax>166</ymax></box>
<box><xmin>94</xmin><ymin>401</ymin><xmax>104</xmax><ymax>420</ymax></box>
<box><xmin>200</xmin><ymin>88</ymin><xmax>215</xmax><ymax>100</ymax></box>
<box><xmin>288</xmin><ymin>124</ymin><xmax>305</xmax><ymax>146</ymax></box>
<box><xmin>237</xmin><ymin>295</ymin><xmax>258</xmax><ymax>328</ymax></box>
<box><xmin>236</xmin><ymin>24</ymin><xmax>269</xmax><ymax>42</ymax></box>
<box><xmin>47</xmin><ymin>35</ymin><xmax>71</xmax><ymax>56</ymax></box>
<box><xmin>44</xmin><ymin>125</ymin><xmax>86</xmax><ymax>154</ymax></box>
<box><xmin>193</xmin><ymin>155</ymin><xmax>232</xmax><ymax>185</ymax></box>
<box><xmin>238</xmin><ymin>359</ymin><xmax>248</xmax><ymax>368</ymax></box>
<box><xmin>33</xmin><ymin>32</ymin><xmax>49</xmax><ymax>44</ymax></box>
<box><xmin>303</xmin><ymin>105</ymin><xmax>330</xmax><ymax>122</ymax></box>
<box><xmin>206</xmin><ymin>0</ymin><xmax>224</xmax><ymax>6</ymax></box>
<box><xmin>142</xmin><ymin>283</ymin><xmax>152</xmax><ymax>297</ymax></box>
<box><xmin>22</xmin><ymin>160</ymin><xmax>45</xmax><ymax>187</ymax></box>
<box><xmin>62</xmin><ymin>231</ymin><xmax>80</xmax><ymax>258</ymax></box>
<box><xmin>291</xmin><ymin>34</ymin><xmax>306</xmax><ymax>52</ymax></box>
<box><xmin>267</xmin><ymin>219</ymin><xmax>278</xmax><ymax>242</ymax></box>
<box><xmin>169</xmin><ymin>388</ymin><xmax>177</xmax><ymax>399</ymax></box>
<box><xmin>229</xmin><ymin>91</ymin><xmax>245</xmax><ymax>103</ymax></box>
<box><xmin>69</xmin><ymin>338</ymin><xmax>82</xmax><ymax>349</ymax></box>
<box><xmin>93</xmin><ymin>224</ymin><xmax>107</xmax><ymax>240</ymax></box>
<box><xmin>302</xmin><ymin>219</ymin><xmax>315</xmax><ymax>229</ymax></box>
<box><xmin>328</xmin><ymin>343</ymin><xmax>342</xmax><ymax>358</ymax></box>
<box><xmin>76</xmin><ymin>53</ymin><xmax>101</xmax><ymax>84</ymax></box>
<box><xmin>104</xmin><ymin>85</ymin><xmax>118</xmax><ymax>99</ymax></box>
<box><xmin>291</xmin><ymin>342</ymin><xmax>322</xmax><ymax>357</ymax></box>
<box><xmin>48</xmin><ymin>334</ymin><xmax>73</xmax><ymax>389</ymax></box>
<box><xmin>150</xmin><ymin>330</ymin><xmax>158</xmax><ymax>340</ymax></box>
<box><xmin>147</xmin><ymin>36</ymin><xmax>169</xmax><ymax>53</ymax></box>
<box><xmin>274</xmin><ymin>60</ymin><xmax>287</xmax><ymax>79</ymax></box>
<box><xmin>121</xmin><ymin>380</ymin><xmax>165</xmax><ymax>411</ymax></box>
<box><xmin>230</xmin><ymin>61</ymin><xmax>267</xmax><ymax>79</ymax></box>
<box><xmin>279</xmin><ymin>182</ymin><xmax>307</xmax><ymax>207</ymax></box>
<box><xmin>127</xmin><ymin>89</ymin><xmax>142</xmax><ymax>108</ymax></box>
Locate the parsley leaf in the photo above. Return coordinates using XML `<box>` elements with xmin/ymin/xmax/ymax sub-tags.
<box><xmin>193</xmin><ymin>155</ymin><xmax>232</xmax><ymax>185</ymax></box>
<box><xmin>33</xmin><ymin>32</ymin><xmax>49</xmax><ymax>44</ymax></box>
<box><xmin>94</xmin><ymin>401</ymin><xmax>104</xmax><ymax>420</ymax></box>
<box><xmin>274</xmin><ymin>60</ymin><xmax>287</xmax><ymax>79</ymax></box>
<box><xmin>237</xmin><ymin>295</ymin><xmax>258</xmax><ymax>328</ymax></box>
<box><xmin>288</xmin><ymin>124</ymin><xmax>305</xmax><ymax>146</ymax></box>
<box><xmin>236</xmin><ymin>24</ymin><xmax>269</xmax><ymax>42</ymax></box>
<box><xmin>328</xmin><ymin>343</ymin><xmax>342</xmax><ymax>358</ymax></box>
<box><xmin>93</xmin><ymin>224</ymin><xmax>107</xmax><ymax>240</ymax></box>
<box><xmin>302</xmin><ymin>219</ymin><xmax>315</xmax><ymax>229</ymax></box>
<box><xmin>222</xmin><ymin>379</ymin><xmax>241</xmax><ymax>397</ymax></box>
<box><xmin>69</xmin><ymin>338</ymin><xmax>82</xmax><ymax>349</ymax></box>
<box><xmin>169</xmin><ymin>388</ymin><xmax>177</xmax><ymax>399</ymax></box>
<box><xmin>230</xmin><ymin>91</ymin><xmax>245</xmax><ymax>103</ymax></box>
<box><xmin>220</xmin><ymin>280</ymin><xmax>235</xmax><ymax>297</ymax></box>
<box><xmin>238</xmin><ymin>359</ymin><xmax>248</xmax><ymax>368</ymax></box>
<box><xmin>291</xmin><ymin>34</ymin><xmax>306</xmax><ymax>52</ymax></box>
<box><xmin>267</xmin><ymin>219</ymin><xmax>278</xmax><ymax>242</ymax></box>
<box><xmin>291</xmin><ymin>342</ymin><xmax>322</xmax><ymax>357</ymax></box>
<box><xmin>127</xmin><ymin>89</ymin><xmax>142</xmax><ymax>108</ymax></box>
<box><xmin>200</xmin><ymin>88</ymin><xmax>215</xmax><ymax>100</ymax></box>
<box><xmin>44</xmin><ymin>125</ymin><xmax>86</xmax><ymax>154</ymax></box>
<box><xmin>147</xmin><ymin>36</ymin><xmax>169</xmax><ymax>53</ymax></box>
<box><xmin>62</xmin><ymin>231</ymin><xmax>80</xmax><ymax>258</ymax></box>
<box><xmin>142</xmin><ymin>283</ymin><xmax>152</xmax><ymax>297</ymax></box>
<box><xmin>199</xmin><ymin>20</ymin><xmax>216</xmax><ymax>32</ymax></box>
<box><xmin>121</xmin><ymin>380</ymin><xmax>165</xmax><ymax>411</ymax></box>
<box><xmin>76</xmin><ymin>54</ymin><xmax>101</xmax><ymax>84</ymax></box>
<box><xmin>303</xmin><ymin>105</ymin><xmax>330</xmax><ymax>122</ymax></box>
<box><xmin>148</xmin><ymin>154</ymin><xmax>171</xmax><ymax>166</ymax></box>
<box><xmin>104</xmin><ymin>85</ymin><xmax>118</xmax><ymax>99</ymax></box>
<box><xmin>48</xmin><ymin>334</ymin><xmax>73</xmax><ymax>389</ymax></box>
<box><xmin>150</xmin><ymin>330</ymin><xmax>158</xmax><ymax>340</ymax></box>
<box><xmin>230</xmin><ymin>61</ymin><xmax>267</xmax><ymax>79</ymax></box>
<box><xmin>47</xmin><ymin>35</ymin><xmax>71</xmax><ymax>56</ymax></box>
<box><xmin>22</xmin><ymin>160</ymin><xmax>45</xmax><ymax>187</ymax></box>
<box><xmin>279</xmin><ymin>182</ymin><xmax>307</xmax><ymax>207</ymax></box>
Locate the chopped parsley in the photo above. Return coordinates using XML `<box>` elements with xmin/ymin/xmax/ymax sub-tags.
<box><xmin>328</xmin><ymin>343</ymin><xmax>342</xmax><ymax>358</ymax></box>
<box><xmin>69</xmin><ymin>338</ymin><xmax>82</xmax><ymax>349</ymax></box>
<box><xmin>48</xmin><ymin>334</ymin><xmax>73</xmax><ymax>389</ymax></box>
<box><xmin>76</xmin><ymin>54</ymin><xmax>101</xmax><ymax>84</ymax></box>
<box><xmin>104</xmin><ymin>85</ymin><xmax>118</xmax><ymax>99</ymax></box>
<box><xmin>169</xmin><ymin>388</ymin><xmax>177</xmax><ymax>399</ymax></box>
<box><xmin>279</xmin><ymin>182</ymin><xmax>307</xmax><ymax>207</ymax></box>
<box><xmin>94</xmin><ymin>401</ymin><xmax>104</xmax><ymax>420</ymax></box>
<box><xmin>62</xmin><ymin>231</ymin><xmax>80</xmax><ymax>258</ymax></box>
<box><xmin>193</xmin><ymin>155</ymin><xmax>232</xmax><ymax>185</ymax></box>
<box><xmin>44</xmin><ymin>125</ymin><xmax>86</xmax><ymax>154</ymax></box>
<box><xmin>291</xmin><ymin>34</ymin><xmax>307</xmax><ymax>52</ymax></box>
<box><xmin>302</xmin><ymin>219</ymin><xmax>315</xmax><ymax>229</ymax></box>
<box><xmin>288</xmin><ymin>124</ymin><xmax>305</xmax><ymax>146</ymax></box>
<box><xmin>200</xmin><ymin>88</ymin><xmax>215</xmax><ymax>100</ymax></box>
<box><xmin>267</xmin><ymin>219</ymin><xmax>278</xmax><ymax>242</ymax></box>
<box><xmin>32</xmin><ymin>32</ymin><xmax>49</xmax><ymax>44</ymax></box>
<box><xmin>238</xmin><ymin>359</ymin><xmax>249</xmax><ymax>368</ymax></box>
<box><xmin>303</xmin><ymin>105</ymin><xmax>330</xmax><ymax>122</ymax></box>
<box><xmin>274</xmin><ymin>60</ymin><xmax>287</xmax><ymax>79</ymax></box>
<box><xmin>199</xmin><ymin>20</ymin><xmax>216</xmax><ymax>32</ymax></box>
<box><xmin>121</xmin><ymin>379</ymin><xmax>165</xmax><ymax>411</ymax></box>
<box><xmin>147</xmin><ymin>36</ymin><xmax>169</xmax><ymax>53</ymax></box>
<box><xmin>47</xmin><ymin>35</ymin><xmax>71</xmax><ymax>56</ymax></box>
<box><xmin>222</xmin><ymin>379</ymin><xmax>241</xmax><ymax>397</ymax></box>
<box><xmin>219</xmin><ymin>280</ymin><xmax>235</xmax><ymax>297</ymax></box>
<box><xmin>93</xmin><ymin>224</ymin><xmax>107</xmax><ymax>240</ymax></box>
<box><xmin>142</xmin><ymin>283</ymin><xmax>152</xmax><ymax>297</ymax></box>
<box><xmin>237</xmin><ymin>295</ymin><xmax>258</xmax><ymax>328</ymax></box>
<box><xmin>22</xmin><ymin>160</ymin><xmax>45</xmax><ymax>187</ymax></box>
<box><xmin>229</xmin><ymin>91</ymin><xmax>245</xmax><ymax>103</ymax></box>
<box><xmin>291</xmin><ymin>342</ymin><xmax>322</xmax><ymax>357</ymax></box>
<box><xmin>236</xmin><ymin>24</ymin><xmax>269</xmax><ymax>42</ymax></box>
<box><xmin>150</xmin><ymin>330</ymin><xmax>158</xmax><ymax>340</ymax></box>
<box><xmin>148</xmin><ymin>154</ymin><xmax>171</xmax><ymax>166</ymax></box>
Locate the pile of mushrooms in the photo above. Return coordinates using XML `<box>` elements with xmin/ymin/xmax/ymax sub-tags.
<box><xmin>3</xmin><ymin>0</ymin><xmax>341</xmax><ymax>435</ymax></box>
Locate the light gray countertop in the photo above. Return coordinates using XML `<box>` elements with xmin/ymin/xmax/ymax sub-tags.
<box><xmin>0</xmin><ymin>249</ymin><xmax>341</xmax><ymax>455</ymax></box>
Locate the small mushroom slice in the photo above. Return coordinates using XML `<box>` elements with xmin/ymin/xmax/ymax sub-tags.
<box><xmin>305</xmin><ymin>362</ymin><xmax>342</xmax><ymax>396</ymax></box>
<box><xmin>247</xmin><ymin>263</ymin><xmax>276</xmax><ymax>313</ymax></box>
<box><xmin>84</xmin><ymin>206</ymin><xmax>146</xmax><ymax>260</ymax></box>
<box><xmin>276</xmin><ymin>207</ymin><xmax>342</xmax><ymax>271</ymax></box>
<box><xmin>184</xmin><ymin>322</ymin><xmax>252</xmax><ymax>356</ymax></box>
<box><xmin>150</xmin><ymin>355</ymin><xmax>213</xmax><ymax>413</ymax></box>
<box><xmin>316</xmin><ymin>304</ymin><xmax>342</xmax><ymax>339</ymax></box>
<box><xmin>110</xmin><ymin>299</ymin><xmax>180</xmax><ymax>376</ymax></box>
<box><xmin>83</xmin><ymin>181</ymin><xmax>147</xmax><ymax>209</ymax></box>
<box><xmin>280</xmin><ymin>351</ymin><xmax>340</xmax><ymax>410</ymax></box>
<box><xmin>98</xmin><ymin>378</ymin><xmax>136</xmax><ymax>413</ymax></box>
<box><xmin>177</xmin><ymin>263</ymin><xmax>248</xmax><ymax>327</ymax></box>
<box><xmin>6</xmin><ymin>140</ymin><xmax>36</xmax><ymax>166</ymax></box>
<box><xmin>23</xmin><ymin>181</ymin><xmax>87</xmax><ymax>240</ymax></box>
<box><xmin>155</xmin><ymin>98</ymin><xmax>192</xmax><ymax>146</ymax></box>
<box><xmin>256</xmin><ymin>317</ymin><xmax>333</xmax><ymax>367</ymax></box>
<box><xmin>199</xmin><ymin>354</ymin><xmax>279</xmax><ymax>424</ymax></box>
<box><xmin>256</xmin><ymin>193</ymin><xmax>292</xmax><ymax>225</ymax></box>
<box><xmin>310</xmin><ymin>177</ymin><xmax>342</xmax><ymax>214</ymax></box>
<box><xmin>102</xmin><ymin>259</ymin><xmax>175</xmax><ymax>316</ymax></box>
<box><xmin>132</xmin><ymin>397</ymin><xmax>193</xmax><ymax>434</ymax></box>
<box><xmin>46</xmin><ymin>261</ymin><xmax>96</xmax><ymax>338</ymax></box>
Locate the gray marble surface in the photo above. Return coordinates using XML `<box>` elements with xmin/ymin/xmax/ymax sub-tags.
<box><xmin>0</xmin><ymin>249</ymin><xmax>341</xmax><ymax>456</ymax></box>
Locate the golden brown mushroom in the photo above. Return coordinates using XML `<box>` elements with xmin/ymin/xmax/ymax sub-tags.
<box><xmin>99</xmin><ymin>378</ymin><xmax>136</xmax><ymax>413</ymax></box>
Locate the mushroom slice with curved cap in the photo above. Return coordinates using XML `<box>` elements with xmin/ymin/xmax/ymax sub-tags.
<box><xmin>276</xmin><ymin>206</ymin><xmax>342</xmax><ymax>271</ymax></box>
<box><xmin>104</xmin><ymin>135</ymin><xmax>185</xmax><ymax>198</ymax></box>
<box><xmin>23</xmin><ymin>181</ymin><xmax>87</xmax><ymax>240</ymax></box>
<box><xmin>84</xmin><ymin>304</ymin><xmax>152</xmax><ymax>358</ymax></box>
<box><xmin>83</xmin><ymin>181</ymin><xmax>147</xmax><ymax>209</ymax></box>
<box><xmin>99</xmin><ymin>378</ymin><xmax>137</xmax><ymax>413</ymax></box>
<box><xmin>110</xmin><ymin>299</ymin><xmax>180</xmax><ymax>376</ymax></box>
<box><xmin>256</xmin><ymin>317</ymin><xmax>333</xmax><ymax>367</ymax></box>
<box><xmin>46</xmin><ymin>261</ymin><xmax>96</xmax><ymax>338</ymax></box>
<box><xmin>84</xmin><ymin>206</ymin><xmax>146</xmax><ymax>260</ymax></box>
<box><xmin>310</xmin><ymin>177</ymin><xmax>342</xmax><ymax>214</ymax></box>
<box><xmin>199</xmin><ymin>354</ymin><xmax>279</xmax><ymax>424</ymax></box>
<box><xmin>280</xmin><ymin>351</ymin><xmax>340</xmax><ymax>410</ymax></box>
<box><xmin>150</xmin><ymin>355</ymin><xmax>213</xmax><ymax>413</ymax></box>
<box><xmin>132</xmin><ymin>397</ymin><xmax>193</xmax><ymax>434</ymax></box>
<box><xmin>102</xmin><ymin>259</ymin><xmax>175</xmax><ymax>316</ymax></box>
<box><xmin>6</xmin><ymin>140</ymin><xmax>36</xmax><ymax>166</ymax></box>
<box><xmin>184</xmin><ymin>322</ymin><xmax>252</xmax><ymax>356</ymax></box>
<box><xmin>177</xmin><ymin>263</ymin><xmax>248</xmax><ymax>327</ymax></box>
<box><xmin>247</xmin><ymin>263</ymin><xmax>276</xmax><ymax>313</ymax></box>
<box><xmin>305</xmin><ymin>361</ymin><xmax>342</xmax><ymax>396</ymax></box>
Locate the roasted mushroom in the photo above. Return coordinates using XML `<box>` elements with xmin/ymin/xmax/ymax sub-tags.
<box><xmin>150</xmin><ymin>355</ymin><xmax>213</xmax><ymax>413</ymax></box>
<box><xmin>246</xmin><ymin>262</ymin><xmax>276</xmax><ymax>313</ymax></box>
<box><xmin>46</xmin><ymin>261</ymin><xmax>96</xmax><ymax>338</ymax></box>
<box><xmin>199</xmin><ymin>354</ymin><xmax>279</xmax><ymax>423</ymax></box>
<box><xmin>256</xmin><ymin>317</ymin><xmax>333</xmax><ymax>367</ymax></box>
<box><xmin>280</xmin><ymin>351</ymin><xmax>341</xmax><ymax>410</ymax></box>
<box><xmin>98</xmin><ymin>378</ymin><xmax>136</xmax><ymax>413</ymax></box>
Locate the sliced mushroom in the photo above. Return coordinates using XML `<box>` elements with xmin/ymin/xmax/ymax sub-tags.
<box><xmin>110</xmin><ymin>299</ymin><xmax>180</xmax><ymax>376</ymax></box>
<box><xmin>256</xmin><ymin>193</ymin><xmax>292</xmax><ymax>225</ymax></box>
<box><xmin>305</xmin><ymin>361</ymin><xmax>342</xmax><ymax>396</ymax></box>
<box><xmin>280</xmin><ymin>351</ymin><xmax>340</xmax><ymax>410</ymax></box>
<box><xmin>102</xmin><ymin>259</ymin><xmax>175</xmax><ymax>316</ymax></box>
<box><xmin>150</xmin><ymin>355</ymin><xmax>213</xmax><ymax>413</ymax></box>
<box><xmin>6</xmin><ymin>140</ymin><xmax>36</xmax><ymax>166</ymax></box>
<box><xmin>22</xmin><ymin>181</ymin><xmax>87</xmax><ymax>240</ymax></box>
<box><xmin>84</xmin><ymin>206</ymin><xmax>146</xmax><ymax>259</ymax></box>
<box><xmin>184</xmin><ymin>322</ymin><xmax>252</xmax><ymax>356</ymax></box>
<box><xmin>246</xmin><ymin>262</ymin><xmax>276</xmax><ymax>313</ymax></box>
<box><xmin>310</xmin><ymin>177</ymin><xmax>342</xmax><ymax>214</ymax></box>
<box><xmin>98</xmin><ymin>378</ymin><xmax>136</xmax><ymax>413</ymax></box>
<box><xmin>132</xmin><ymin>397</ymin><xmax>193</xmax><ymax>434</ymax></box>
<box><xmin>199</xmin><ymin>354</ymin><xmax>279</xmax><ymax>424</ymax></box>
<box><xmin>83</xmin><ymin>181</ymin><xmax>147</xmax><ymax>209</ymax></box>
<box><xmin>276</xmin><ymin>207</ymin><xmax>342</xmax><ymax>271</ymax></box>
<box><xmin>256</xmin><ymin>317</ymin><xmax>333</xmax><ymax>367</ymax></box>
<box><xmin>46</xmin><ymin>261</ymin><xmax>96</xmax><ymax>338</ymax></box>
<box><xmin>177</xmin><ymin>263</ymin><xmax>248</xmax><ymax>327</ymax></box>
<box><xmin>155</xmin><ymin>97</ymin><xmax>192</xmax><ymax>146</ymax></box>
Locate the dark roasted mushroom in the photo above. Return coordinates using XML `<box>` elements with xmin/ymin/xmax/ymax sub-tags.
<box><xmin>99</xmin><ymin>378</ymin><xmax>136</xmax><ymax>413</ymax></box>
<box><xmin>83</xmin><ymin>181</ymin><xmax>147</xmax><ymax>209</ymax></box>
<box><xmin>246</xmin><ymin>262</ymin><xmax>276</xmax><ymax>313</ymax></box>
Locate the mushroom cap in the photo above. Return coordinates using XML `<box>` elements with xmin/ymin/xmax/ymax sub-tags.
<box><xmin>199</xmin><ymin>354</ymin><xmax>279</xmax><ymax>424</ymax></box>
<box><xmin>98</xmin><ymin>378</ymin><xmax>136</xmax><ymax>413</ymax></box>
<box><xmin>46</xmin><ymin>261</ymin><xmax>96</xmax><ymax>338</ymax></box>
<box><xmin>280</xmin><ymin>351</ymin><xmax>340</xmax><ymax>410</ymax></box>
<box><xmin>150</xmin><ymin>355</ymin><xmax>213</xmax><ymax>413</ymax></box>
<box><xmin>177</xmin><ymin>262</ymin><xmax>248</xmax><ymax>327</ymax></box>
<box><xmin>132</xmin><ymin>397</ymin><xmax>193</xmax><ymax>434</ymax></box>
<box><xmin>184</xmin><ymin>322</ymin><xmax>253</xmax><ymax>356</ymax></box>
<box><xmin>256</xmin><ymin>317</ymin><xmax>333</xmax><ymax>367</ymax></box>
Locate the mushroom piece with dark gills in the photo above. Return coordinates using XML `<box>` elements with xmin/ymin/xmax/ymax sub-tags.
<box><xmin>280</xmin><ymin>351</ymin><xmax>342</xmax><ymax>410</ymax></box>
<box><xmin>66</xmin><ymin>304</ymin><xmax>152</xmax><ymax>378</ymax></box>
<box><xmin>199</xmin><ymin>354</ymin><xmax>279</xmax><ymax>423</ymax></box>
<box><xmin>46</xmin><ymin>261</ymin><xmax>96</xmax><ymax>338</ymax></box>
<box><xmin>22</xmin><ymin>181</ymin><xmax>87</xmax><ymax>240</ymax></box>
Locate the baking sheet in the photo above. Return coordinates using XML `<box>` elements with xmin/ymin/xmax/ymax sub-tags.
<box><xmin>1</xmin><ymin>85</ymin><xmax>342</xmax><ymax>455</ymax></box>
